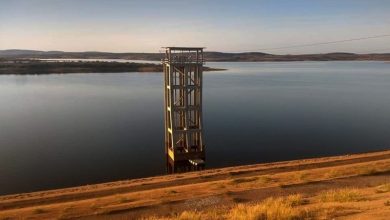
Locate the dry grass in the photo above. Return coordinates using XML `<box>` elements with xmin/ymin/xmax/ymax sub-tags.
<box><xmin>228</xmin><ymin>194</ymin><xmax>308</xmax><ymax>220</ymax></box>
<box><xmin>117</xmin><ymin>196</ymin><xmax>133</xmax><ymax>203</ymax></box>
<box><xmin>231</xmin><ymin>177</ymin><xmax>258</xmax><ymax>184</ymax></box>
<box><xmin>174</xmin><ymin>211</ymin><xmax>203</xmax><ymax>220</ymax></box>
<box><xmin>146</xmin><ymin>190</ymin><xmax>368</xmax><ymax>220</ymax></box>
<box><xmin>324</xmin><ymin>168</ymin><xmax>342</xmax><ymax>178</ymax></box>
<box><xmin>325</xmin><ymin>161</ymin><xmax>390</xmax><ymax>179</ymax></box>
<box><xmin>32</xmin><ymin>208</ymin><xmax>46</xmax><ymax>214</ymax></box>
<box><xmin>316</xmin><ymin>205</ymin><xmax>360</xmax><ymax>220</ymax></box>
<box><xmin>58</xmin><ymin>206</ymin><xmax>73</xmax><ymax>220</ymax></box>
<box><xmin>258</xmin><ymin>175</ymin><xmax>272</xmax><ymax>184</ymax></box>
<box><xmin>141</xmin><ymin>216</ymin><xmax>169</xmax><ymax>220</ymax></box>
<box><xmin>375</xmin><ymin>183</ymin><xmax>390</xmax><ymax>193</ymax></box>
<box><xmin>142</xmin><ymin>210</ymin><xmax>218</xmax><ymax>220</ymax></box>
<box><xmin>295</xmin><ymin>172</ymin><xmax>310</xmax><ymax>182</ymax></box>
<box><xmin>285</xmin><ymin>194</ymin><xmax>305</xmax><ymax>207</ymax></box>
<box><xmin>90</xmin><ymin>202</ymin><xmax>101</xmax><ymax>210</ymax></box>
<box><xmin>1</xmin><ymin>151</ymin><xmax>389</xmax><ymax>220</ymax></box>
<box><xmin>356</xmin><ymin>161</ymin><xmax>390</xmax><ymax>175</ymax></box>
<box><xmin>358</xmin><ymin>167</ymin><xmax>380</xmax><ymax>175</ymax></box>
<box><xmin>319</xmin><ymin>188</ymin><xmax>362</xmax><ymax>203</ymax></box>
<box><xmin>144</xmin><ymin>195</ymin><xmax>308</xmax><ymax>220</ymax></box>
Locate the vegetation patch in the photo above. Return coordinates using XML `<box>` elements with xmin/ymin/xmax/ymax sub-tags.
<box><xmin>319</xmin><ymin>188</ymin><xmax>362</xmax><ymax>203</ymax></box>
<box><xmin>231</xmin><ymin>177</ymin><xmax>258</xmax><ymax>184</ymax></box>
<box><xmin>215</xmin><ymin>184</ymin><xmax>226</xmax><ymax>189</ymax></box>
<box><xmin>62</xmin><ymin>205</ymin><xmax>73</xmax><ymax>213</ymax></box>
<box><xmin>296</xmin><ymin>172</ymin><xmax>310</xmax><ymax>181</ymax></box>
<box><xmin>229</xmin><ymin>170</ymin><xmax>250</xmax><ymax>176</ymax></box>
<box><xmin>32</xmin><ymin>208</ymin><xmax>46</xmax><ymax>214</ymax></box>
<box><xmin>375</xmin><ymin>183</ymin><xmax>390</xmax><ymax>193</ymax></box>
<box><xmin>358</xmin><ymin>167</ymin><xmax>380</xmax><ymax>176</ymax></box>
<box><xmin>228</xmin><ymin>194</ymin><xmax>309</xmax><ymax>220</ymax></box>
<box><xmin>200</xmin><ymin>175</ymin><xmax>213</xmax><ymax>179</ymax></box>
<box><xmin>356</xmin><ymin>162</ymin><xmax>390</xmax><ymax>176</ymax></box>
<box><xmin>0</xmin><ymin>60</ymin><xmax>225</xmax><ymax>75</ymax></box>
<box><xmin>232</xmin><ymin>197</ymin><xmax>249</xmax><ymax>203</ymax></box>
<box><xmin>317</xmin><ymin>205</ymin><xmax>361</xmax><ymax>220</ymax></box>
<box><xmin>175</xmin><ymin>211</ymin><xmax>203</xmax><ymax>220</ymax></box>
<box><xmin>325</xmin><ymin>168</ymin><xmax>348</xmax><ymax>179</ymax></box>
<box><xmin>325</xmin><ymin>162</ymin><xmax>390</xmax><ymax>179</ymax></box>
<box><xmin>118</xmin><ymin>196</ymin><xmax>133</xmax><ymax>203</ymax></box>
<box><xmin>90</xmin><ymin>202</ymin><xmax>101</xmax><ymax>210</ymax></box>
<box><xmin>258</xmin><ymin>175</ymin><xmax>272</xmax><ymax>184</ymax></box>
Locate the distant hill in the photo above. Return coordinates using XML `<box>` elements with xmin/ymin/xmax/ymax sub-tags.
<box><xmin>1</xmin><ymin>49</ymin><xmax>390</xmax><ymax>62</ymax></box>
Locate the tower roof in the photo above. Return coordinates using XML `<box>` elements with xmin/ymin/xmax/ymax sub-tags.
<box><xmin>162</xmin><ymin>47</ymin><xmax>205</xmax><ymax>50</ymax></box>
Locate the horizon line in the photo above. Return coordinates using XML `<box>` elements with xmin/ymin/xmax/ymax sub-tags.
<box><xmin>1</xmin><ymin>48</ymin><xmax>390</xmax><ymax>55</ymax></box>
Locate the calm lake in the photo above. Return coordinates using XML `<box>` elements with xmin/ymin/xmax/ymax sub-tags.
<box><xmin>1</xmin><ymin>61</ymin><xmax>390</xmax><ymax>195</ymax></box>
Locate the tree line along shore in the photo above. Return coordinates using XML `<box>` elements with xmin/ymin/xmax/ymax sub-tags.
<box><xmin>0</xmin><ymin>59</ymin><xmax>226</xmax><ymax>75</ymax></box>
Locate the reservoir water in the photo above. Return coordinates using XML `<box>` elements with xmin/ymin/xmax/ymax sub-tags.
<box><xmin>1</xmin><ymin>61</ymin><xmax>390</xmax><ymax>195</ymax></box>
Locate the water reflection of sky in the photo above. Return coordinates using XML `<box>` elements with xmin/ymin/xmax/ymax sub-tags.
<box><xmin>1</xmin><ymin>61</ymin><xmax>390</xmax><ymax>195</ymax></box>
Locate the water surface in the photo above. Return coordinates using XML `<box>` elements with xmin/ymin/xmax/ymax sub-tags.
<box><xmin>1</xmin><ymin>61</ymin><xmax>389</xmax><ymax>195</ymax></box>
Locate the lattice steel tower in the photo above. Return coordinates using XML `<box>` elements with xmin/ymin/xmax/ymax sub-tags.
<box><xmin>163</xmin><ymin>47</ymin><xmax>205</xmax><ymax>172</ymax></box>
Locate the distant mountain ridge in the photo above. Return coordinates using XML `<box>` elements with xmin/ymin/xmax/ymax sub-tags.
<box><xmin>1</xmin><ymin>49</ymin><xmax>390</xmax><ymax>61</ymax></box>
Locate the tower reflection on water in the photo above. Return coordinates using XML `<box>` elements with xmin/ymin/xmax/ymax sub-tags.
<box><xmin>162</xmin><ymin>47</ymin><xmax>206</xmax><ymax>174</ymax></box>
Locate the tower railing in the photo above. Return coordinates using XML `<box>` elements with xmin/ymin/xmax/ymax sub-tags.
<box><xmin>162</xmin><ymin>47</ymin><xmax>205</xmax><ymax>65</ymax></box>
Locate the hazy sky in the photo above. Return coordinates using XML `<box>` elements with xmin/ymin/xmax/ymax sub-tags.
<box><xmin>1</xmin><ymin>0</ymin><xmax>390</xmax><ymax>54</ymax></box>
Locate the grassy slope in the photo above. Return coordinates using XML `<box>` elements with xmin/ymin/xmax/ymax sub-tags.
<box><xmin>150</xmin><ymin>185</ymin><xmax>390</xmax><ymax>220</ymax></box>
<box><xmin>0</xmin><ymin>150</ymin><xmax>389</xmax><ymax>219</ymax></box>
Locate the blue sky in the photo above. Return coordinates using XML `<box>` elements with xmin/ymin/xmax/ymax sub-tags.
<box><xmin>1</xmin><ymin>0</ymin><xmax>390</xmax><ymax>53</ymax></box>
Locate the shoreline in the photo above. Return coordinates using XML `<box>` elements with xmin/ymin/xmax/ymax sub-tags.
<box><xmin>1</xmin><ymin>149</ymin><xmax>389</xmax><ymax>219</ymax></box>
<box><xmin>0</xmin><ymin>60</ymin><xmax>226</xmax><ymax>75</ymax></box>
<box><xmin>1</xmin><ymin>59</ymin><xmax>388</xmax><ymax>75</ymax></box>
